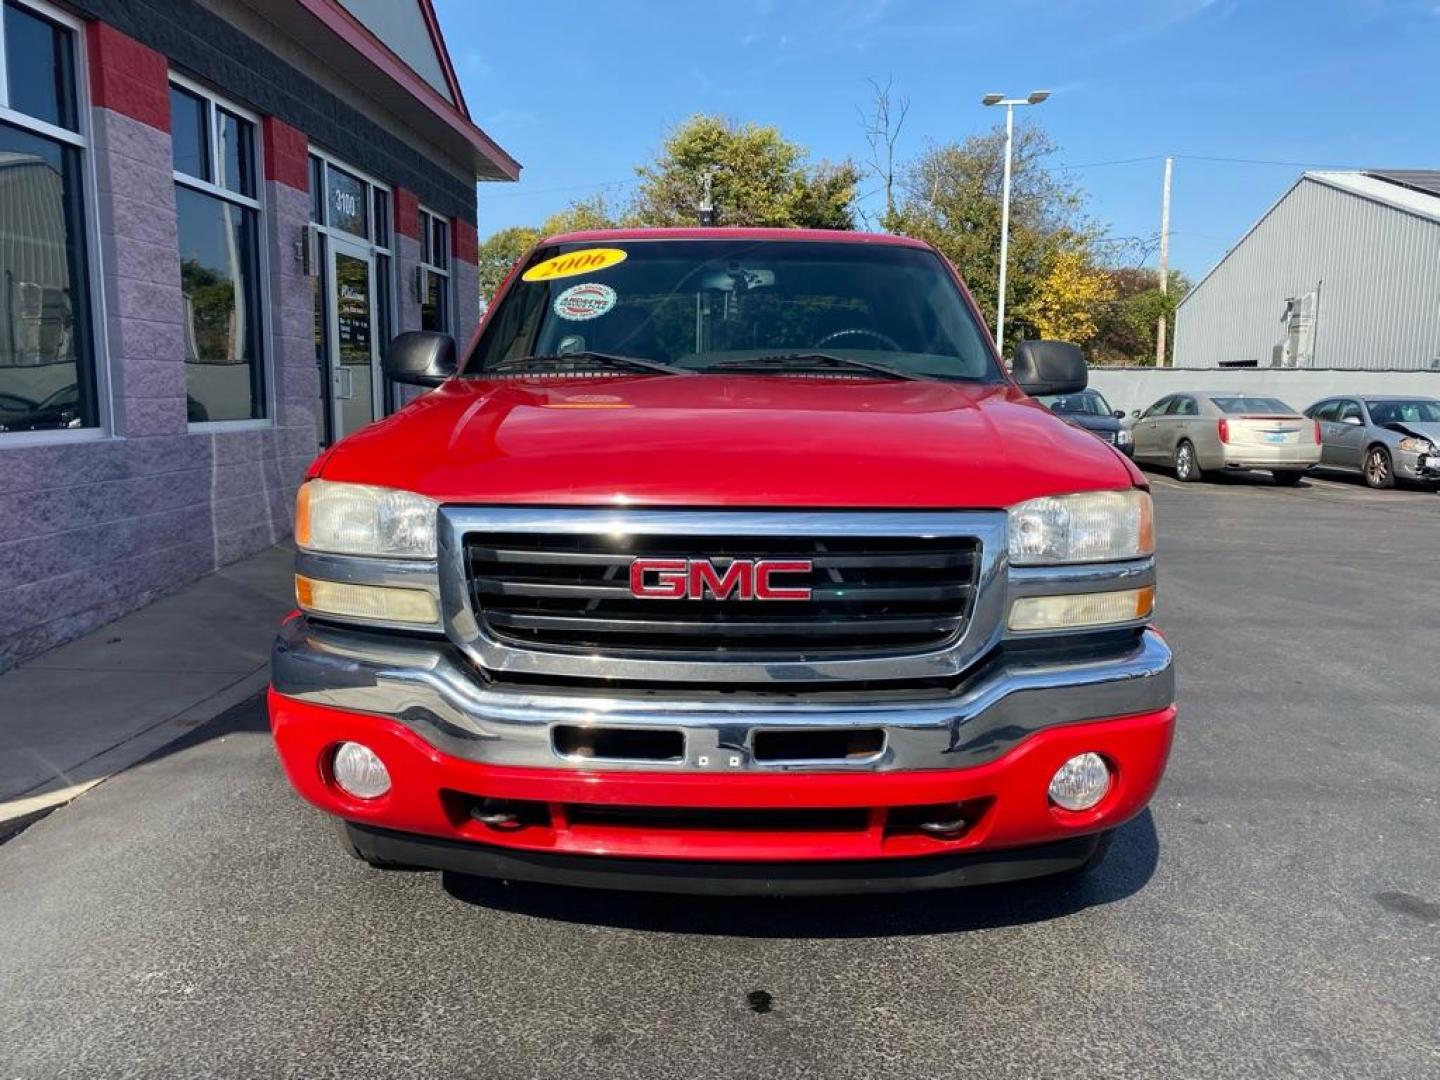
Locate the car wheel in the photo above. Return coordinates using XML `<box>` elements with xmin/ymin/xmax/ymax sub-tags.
<box><xmin>1174</xmin><ymin>440</ymin><xmax>1202</xmax><ymax>482</ymax></box>
<box><xmin>1363</xmin><ymin>446</ymin><xmax>1395</xmax><ymax>489</ymax></box>
<box><xmin>1272</xmin><ymin>470</ymin><xmax>1305</xmax><ymax>486</ymax></box>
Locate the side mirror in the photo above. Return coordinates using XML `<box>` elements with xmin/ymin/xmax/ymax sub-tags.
<box><xmin>1341</xmin><ymin>415</ymin><xmax>1362</xmax><ymax>426</ymax></box>
<box><xmin>1113</xmin><ymin>410</ymin><xmax>1126</xmax><ymax>420</ymax></box>
<box><xmin>1130</xmin><ymin>409</ymin><xmax>1142</xmax><ymax>419</ymax></box>
<box><xmin>384</xmin><ymin>331</ymin><xmax>456</xmax><ymax>387</ymax></box>
<box><xmin>1011</xmin><ymin>340</ymin><xmax>1087</xmax><ymax>396</ymax></box>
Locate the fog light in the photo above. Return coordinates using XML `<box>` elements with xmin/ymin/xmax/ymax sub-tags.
<box><xmin>332</xmin><ymin>741</ymin><xmax>391</xmax><ymax>799</ymax></box>
<box><xmin>1048</xmin><ymin>752</ymin><xmax>1111</xmax><ymax>811</ymax></box>
<box><xmin>1008</xmin><ymin>586</ymin><xmax>1154</xmax><ymax>632</ymax></box>
<box><xmin>295</xmin><ymin>574</ymin><xmax>438</xmax><ymax>625</ymax></box>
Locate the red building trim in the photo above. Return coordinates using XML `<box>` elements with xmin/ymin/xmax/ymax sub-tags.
<box><xmin>295</xmin><ymin>0</ymin><xmax>519</xmax><ymax>181</ymax></box>
<box><xmin>85</xmin><ymin>22</ymin><xmax>169</xmax><ymax>132</ymax></box>
<box><xmin>262</xmin><ymin>117</ymin><xmax>310</xmax><ymax>192</ymax></box>
<box><xmin>394</xmin><ymin>187</ymin><xmax>421</xmax><ymax>241</ymax></box>
<box><xmin>452</xmin><ymin>218</ymin><xmax>478</xmax><ymax>265</ymax></box>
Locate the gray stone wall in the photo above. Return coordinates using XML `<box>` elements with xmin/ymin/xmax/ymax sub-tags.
<box><xmin>0</xmin><ymin>110</ymin><xmax>317</xmax><ymax>671</ymax></box>
<box><xmin>453</xmin><ymin>257</ymin><xmax>480</xmax><ymax>346</ymax></box>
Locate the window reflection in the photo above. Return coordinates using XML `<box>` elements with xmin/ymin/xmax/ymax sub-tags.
<box><xmin>0</xmin><ymin>121</ymin><xmax>95</xmax><ymax>433</ymax></box>
<box><xmin>4</xmin><ymin>1</ymin><xmax>77</xmax><ymax>132</ymax></box>
<box><xmin>217</xmin><ymin>108</ymin><xmax>254</xmax><ymax>197</ymax></box>
<box><xmin>170</xmin><ymin>86</ymin><xmax>209</xmax><ymax>182</ymax></box>
<box><xmin>177</xmin><ymin>185</ymin><xmax>262</xmax><ymax>422</ymax></box>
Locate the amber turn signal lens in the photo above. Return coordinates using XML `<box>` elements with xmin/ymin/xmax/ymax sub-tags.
<box><xmin>1137</xmin><ymin>494</ymin><xmax>1155</xmax><ymax>557</ymax></box>
<box><xmin>294</xmin><ymin>482</ymin><xmax>312</xmax><ymax>550</ymax></box>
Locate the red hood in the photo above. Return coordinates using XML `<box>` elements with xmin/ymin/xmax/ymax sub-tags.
<box><xmin>316</xmin><ymin>375</ymin><xmax>1143</xmax><ymax>508</ymax></box>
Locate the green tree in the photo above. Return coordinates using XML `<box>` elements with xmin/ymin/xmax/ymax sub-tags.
<box><xmin>885</xmin><ymin>122</ymin><xmax>1097</xmax><ymax>353</ymax></box>
<box><xmin>476</xmin><ymin>196</ymin><xmax>625</xmax><ymax>305</ymax></box>
<box><xmin>476</xmin><ymin>225</ymin><xmax>539</xmax><ymax>306</ymax></box>
<box><xmin>1089</xmin><ymin>268</ymin><xmax>1191</xmax><ymax>366</ymax></box>
<box><xmin>629</xmin><ymin>115</ymin><xmax>859</xmax><ymax>229</ymax></box>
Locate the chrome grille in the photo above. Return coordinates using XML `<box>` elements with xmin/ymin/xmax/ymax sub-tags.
<box><xmin>464</xmin><ymin>532</ymin><xmax>981</xmax><ymax>660</ymax></box>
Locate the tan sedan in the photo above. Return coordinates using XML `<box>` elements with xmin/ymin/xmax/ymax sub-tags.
<box><xmin>1129</xmin><ymin>392</ymin><xmax>1322</xmax><ymax>485</ymax></box>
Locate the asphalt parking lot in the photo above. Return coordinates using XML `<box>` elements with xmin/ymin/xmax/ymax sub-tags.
<box><xmin>2</xmin><ymin>475</ymin><xmax>1437</xmax><ymax>1080</ymax></box>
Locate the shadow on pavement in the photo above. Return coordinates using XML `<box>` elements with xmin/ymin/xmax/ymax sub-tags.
<box><xmin>439</xmin><ymin>811</ymin><xmax>1160</xmax><ymax>938</ymax></box>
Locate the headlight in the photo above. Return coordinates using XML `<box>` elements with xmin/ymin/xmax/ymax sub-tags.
<box><xmin>1398</xmin><ymin>437</ymin><xmax>1435</xmax><ymax>454</ymax></box>
<box><xmin>1116</xmin><ymin>428</ymin><xmax>1133</xmax><ymax>445</ymax></box>
<box><xmin>295</xmin><ymin>480</ymin><xmax>438</xmax><ymax>559</ymax></box>
<box><xmin>1008</xmin><ymin>490</ymin><xmax>1153</xmax><ymax>566</ymax></box>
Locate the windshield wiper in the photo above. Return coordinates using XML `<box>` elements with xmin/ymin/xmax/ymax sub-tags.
<box><xmin>705</xmin><ymin>352</ymin><xmax>929</xmax><ymax>382</ymax></box>
<box><xmin>488</xmin><ymin>351</ymin><xmax>689</xmax><ymax>376</ymax></box>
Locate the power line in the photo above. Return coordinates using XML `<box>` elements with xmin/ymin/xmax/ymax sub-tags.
<box><xmin>482</xmin><ymin>177</ymin><xmax>640</xmax><ymax>198</ymax></box>
<box><xmin>1060</xmin><ymin>155</ymin><xmax>1165</xmax><ymax>170</ymax></box>
<box><xmin>1174</xmin><ymin>153</ymin><xmax>1364</xmax><ymax>170</ymax></box>
<box><xmin>1059</xmin><ymin>153</ymin><xmax>1366</xmax><ymax>172</ymax></box>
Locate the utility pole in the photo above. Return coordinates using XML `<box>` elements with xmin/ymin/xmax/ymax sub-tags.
<box><xmin>1155</xmin><ymin>155</ymin><xmax>1173</xmax><ymax>367</ymax></box>
<box><xmin>981</xmin><ymin>90</ymin><xmax>1050</xmax><ymax>353</ymax></box>
<box><xmin>699</xmin><ymin>168</ymin><xmax>717</xmax><ymax>226</ymax></box>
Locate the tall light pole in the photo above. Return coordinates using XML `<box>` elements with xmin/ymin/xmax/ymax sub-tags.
<box><xmin>981</xmin><ymin>90</ymin><xmax>1050</xmax><ymax>352</ymax></box>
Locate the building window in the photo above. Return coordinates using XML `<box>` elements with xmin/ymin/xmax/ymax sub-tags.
<box><xmin>0</xmin><ymin>0</ymin><xmax>98</xmax><ymax>437</ymax></box>
<box><xmin>419</xmin><ymin>207</ymin><xmax>449</xmax><ymax>333</ymax></box>
<box><xmin>171</xmin><ymin>77</ymin><xmax>266</xmax><ymax>424</ymax></box>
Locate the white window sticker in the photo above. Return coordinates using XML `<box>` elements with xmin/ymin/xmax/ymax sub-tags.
<box><xmin>553</xmin><ymin>282</ymin><xmax>618</xmax><ymax>321</ymax></box>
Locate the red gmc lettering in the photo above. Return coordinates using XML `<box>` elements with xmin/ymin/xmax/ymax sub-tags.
<box><xmin>629</xmin><ymin>559</ymin><xmax>813</xmax><ymax>600</ymax></box>
<box><xmin>754</xmin><ymin>560</ymin><xmax>814</xmax><ymax>601</ymax></box>
<box><xmin>690</xmin><ymin>560</ymin><xmax>752</xmax><ymax>600</ymax></box>
<box><xmin>629</xmin><ymin>558</ymin><xmax>688</xmax><ymax>598</ymax></box>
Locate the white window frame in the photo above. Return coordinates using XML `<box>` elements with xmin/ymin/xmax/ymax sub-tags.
<box><xmin>307</xmin><ymin>146</ymin><xmax>398</xmax><ymax>424</ymax></box>
<box><xmin>418</xmin><ymin>204</ymin><xmax>451</xmax><ymax>335</ymax></box>
<box><xmin>0</xmin><ymin>0</ymin><xmax>115</xmax><ymax>447</ymax></box>
<box><xmin>171</xmin><ymin>72</ymin><xmax>276</xmax><ymax>432</ymax></box>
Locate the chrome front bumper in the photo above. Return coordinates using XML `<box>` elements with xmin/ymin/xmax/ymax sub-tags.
<box><xmin>271</xmin><ymin>618</ymin><xmax>1174</xmax><ymax>774</ymax></box>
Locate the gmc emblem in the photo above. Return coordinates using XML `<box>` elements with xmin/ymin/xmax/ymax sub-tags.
<box><xmin>629</xmin><ymin>558</ymin><xmax>813</xmax><ymax>601</ymax></box>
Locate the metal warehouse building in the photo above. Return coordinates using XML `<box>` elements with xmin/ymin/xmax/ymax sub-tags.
<box><xmin>0</xmin><ymin>0</ymin><xmax>518</xmax><ymax>670</ymax></box>
<box><xmin>1173</xmin><ymin>171</ymin><xmax>1440</xmax><ymax>372</ymax></box>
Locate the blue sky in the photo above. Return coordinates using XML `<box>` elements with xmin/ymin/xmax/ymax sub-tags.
<box><xmin>435</xmin><ymin>0</ymin><xmax>1440</xmax><ymax>281</ymax></box>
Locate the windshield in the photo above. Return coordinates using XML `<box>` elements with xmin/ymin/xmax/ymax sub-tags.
<box><xmin>1038</xmin><ymin>390</ymin><xmax>1112</xmax><ymax>416</ymax></box>
<box><xmin>1366</xmin><ymin>399</ymin><xmax>1440</xmax><ymax>425</ymax></box>
<box><xmin>468</xmin><ymin>239</ymin><xmax>1000</xmax><ymax>382</ymax></box>
<box><xmin>1210</xmin><ymin>396</ymin><xmax>1294</xmax><ymax>415</ymax></box>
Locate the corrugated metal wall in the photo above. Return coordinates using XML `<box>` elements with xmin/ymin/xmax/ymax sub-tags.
<box><xmin>1173</xmin><ymin>178</ymin><xmax>1440</xmax><ymax>371</ymax></box>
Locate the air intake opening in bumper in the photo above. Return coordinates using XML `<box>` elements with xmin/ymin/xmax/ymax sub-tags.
<box><xmin>752</xmin><ymin>728</ymin><xmax>884</xmax><ymax>762</ymax></box>
<box><xmin>552</xmin><ymin>725</ymin><xmax>684</xmax><ymax>762</ymax></box>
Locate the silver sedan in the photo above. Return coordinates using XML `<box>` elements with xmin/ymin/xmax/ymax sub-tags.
<box><xmin>1304</xmin><ymin>396</ymin><xmax>1440</xmax><ymax>489</ymax></box>
<box><xmin>1128</xmin><ymin>392</ymin><xmax>1321</xmax><ymax>485</ymax></box>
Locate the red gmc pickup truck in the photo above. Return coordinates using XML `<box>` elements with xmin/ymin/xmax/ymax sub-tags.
<box><xmin>270</xmin><ymin>228</ymin><xmax>1175</xmax><ymax>895</ymax></box>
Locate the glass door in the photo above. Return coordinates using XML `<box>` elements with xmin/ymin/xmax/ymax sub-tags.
<box><xmin>326</xmin><ymin>236</ymin><xmax>380</xmax><ymax>440</ymax></box>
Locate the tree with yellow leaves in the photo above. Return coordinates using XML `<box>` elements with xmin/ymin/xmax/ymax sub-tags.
<box><xmin>1028</xmin><ymin>248</ymin><xmax>1118</xmax><ymax>346</ymax></box>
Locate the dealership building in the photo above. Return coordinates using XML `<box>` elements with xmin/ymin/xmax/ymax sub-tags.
<box><xmin>1174</xmin><ymin>170</ymin><xmax>1440</xmax><ymax>372</ymax></box>
<box><xmin>0</xmin><ymin>0</ymin><xmax>518</xmax><ymax>668</ymax></box>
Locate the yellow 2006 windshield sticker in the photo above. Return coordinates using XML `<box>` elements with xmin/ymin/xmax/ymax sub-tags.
<box><xmin>523</xmin><ymin>247</ymin><xmax>628</xmax><ymax>283</ymax></box>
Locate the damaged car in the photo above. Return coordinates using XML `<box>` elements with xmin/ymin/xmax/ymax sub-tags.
<box><xmin>1306</xmin><ymin>396</ymin><xmax>1440</xmax><ymax>489</ymax></box>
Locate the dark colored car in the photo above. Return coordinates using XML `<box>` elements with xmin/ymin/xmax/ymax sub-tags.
<box><xmin>1037</xmin><ymin>389</ymin><xmax>1133</xmax><ymax>457</ymax></box>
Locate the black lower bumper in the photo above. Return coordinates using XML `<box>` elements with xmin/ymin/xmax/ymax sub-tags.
<box><xmin>345</xmin><ymin>823</ymin><xmax>1110</xmax><ymax>897</ymax></box>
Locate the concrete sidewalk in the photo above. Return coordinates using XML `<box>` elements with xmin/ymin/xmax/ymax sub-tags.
<box><xmin>0</xmin><ymin>544</ymin><xmax>293</xmax><ymax>831</ymax></box>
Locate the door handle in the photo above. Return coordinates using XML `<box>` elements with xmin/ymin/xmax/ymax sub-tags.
<box><xmin>334</xmin><ymin>367</ymin><xmax>354</xmax><ymax>400</ymax></box>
